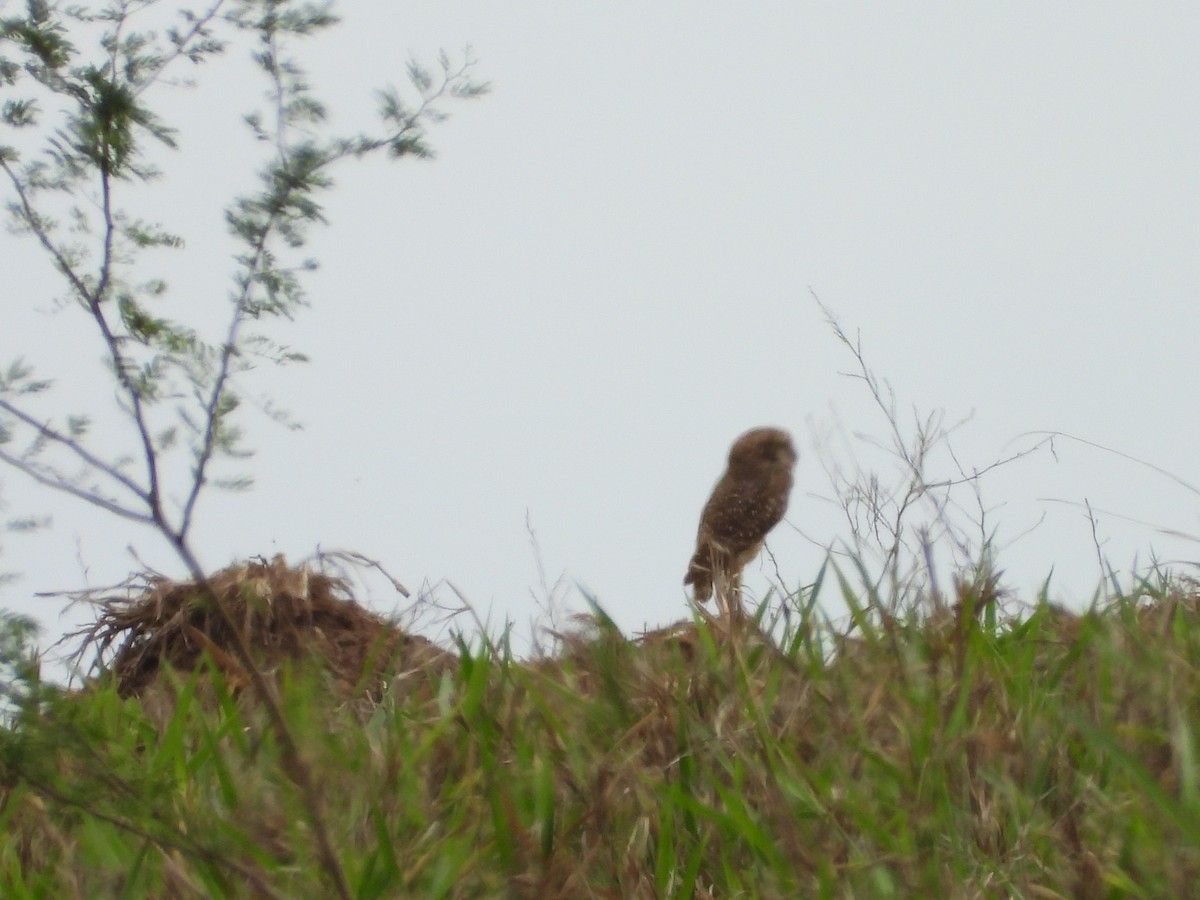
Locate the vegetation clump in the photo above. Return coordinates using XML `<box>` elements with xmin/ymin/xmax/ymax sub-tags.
<box><xmin>71</xmin><ymin>555</ymin><xmax>456</xmax><ymax>710</ymax></box>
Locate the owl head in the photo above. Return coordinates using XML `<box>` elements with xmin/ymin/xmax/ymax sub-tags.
<box><xmin>728</xmin><ymin>427</ymin><xmax>797</xmax><ymax>472</ymax></box>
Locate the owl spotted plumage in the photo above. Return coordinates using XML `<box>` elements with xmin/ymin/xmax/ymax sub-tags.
<box><xmin>684</xmin><ymin>427</ymin><xmax>796</xmax><ymax>615</ymax></box>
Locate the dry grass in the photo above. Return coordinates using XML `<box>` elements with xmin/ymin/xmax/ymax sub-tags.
<box><xmin>68</xmin><ymin>555</ymin><xmax>456</xmax><ymax>712</ymax></box>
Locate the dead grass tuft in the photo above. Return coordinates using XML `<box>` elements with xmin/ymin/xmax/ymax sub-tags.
<box><xmin>70</xmin><ymin>555</ymin><xmax>456</xmax><ymax>705</ymax></box>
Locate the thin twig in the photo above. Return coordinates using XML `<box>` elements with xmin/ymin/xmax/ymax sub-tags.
<box><xmin>1022</xmin><ymin>430</ymin><xmax>1200</xmax><ymax>498</ymax></box>
<box><xmin>0</xmin><ymin>447</ymin><xmax>155</xmax><ymax>525</ymax></box>
<box><xmin>0</xmin><ymin>398</ymin><xmax>150</xmax><ymax>504</ymax></box>
<box><xmin>130</xmin><ymin>1</ymin><xmax>230</xmax><ymax>99</ymax></box>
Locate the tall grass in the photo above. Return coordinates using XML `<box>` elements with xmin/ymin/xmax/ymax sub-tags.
<box><xmin>3</xmin><ymin>566</ymin><xmax>1200</xmax><ymax>898</ymax></box>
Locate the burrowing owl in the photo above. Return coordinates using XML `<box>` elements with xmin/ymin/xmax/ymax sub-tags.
<box><xmin>684</xmin><ymin>427</ymin><xmax>797</xmax><ymax>617</ymax></box>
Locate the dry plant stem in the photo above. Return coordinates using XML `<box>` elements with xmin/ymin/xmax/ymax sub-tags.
<box><xmin>812</xmin><ymin>292</ymin><xmax>1053</xmax><ymax>618</ymax></box>
<box><xmin>313</xmin><ymin>549</ymin><xmax>412</xmax><ymax>598</ymax></box>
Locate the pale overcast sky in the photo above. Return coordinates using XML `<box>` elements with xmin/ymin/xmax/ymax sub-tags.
<box><xmin>4</xmin><ymin>2</ymin><xmax>1200</xmax><ymax>671</ymax></box>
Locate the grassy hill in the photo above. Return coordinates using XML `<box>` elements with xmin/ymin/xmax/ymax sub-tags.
<box><xmin>2</xmin><ymin>557</ymin><xmax>1199</xmax><ymax>898</ymax></box>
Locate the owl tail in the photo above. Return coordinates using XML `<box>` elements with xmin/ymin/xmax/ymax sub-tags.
<box><xmin>684</xmin><ymin>546</ymin><xmax>714</xmax><ymax>603</ymax></box>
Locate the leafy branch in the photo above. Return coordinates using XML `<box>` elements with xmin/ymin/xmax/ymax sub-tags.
<box><xmin>1</xmin><ymin>2</ymin><xmax>487</xmax><ymax>895</ymax></box>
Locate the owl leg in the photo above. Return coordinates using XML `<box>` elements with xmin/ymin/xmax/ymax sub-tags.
<box><xmin>712</xmin><ymin>568</ymin><xmax>745</xmax><ymax>624</ymax></box>
<box><xmin>730</xmin><ymin>570</ymin><xmax>745</xmax><ymax>621</ymax></box>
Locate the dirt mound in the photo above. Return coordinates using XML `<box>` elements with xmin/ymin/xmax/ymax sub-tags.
<box><xmin>74</xmin><ymin>555</ymin><xmax>456</xmax><ymax>705</ymax></box>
